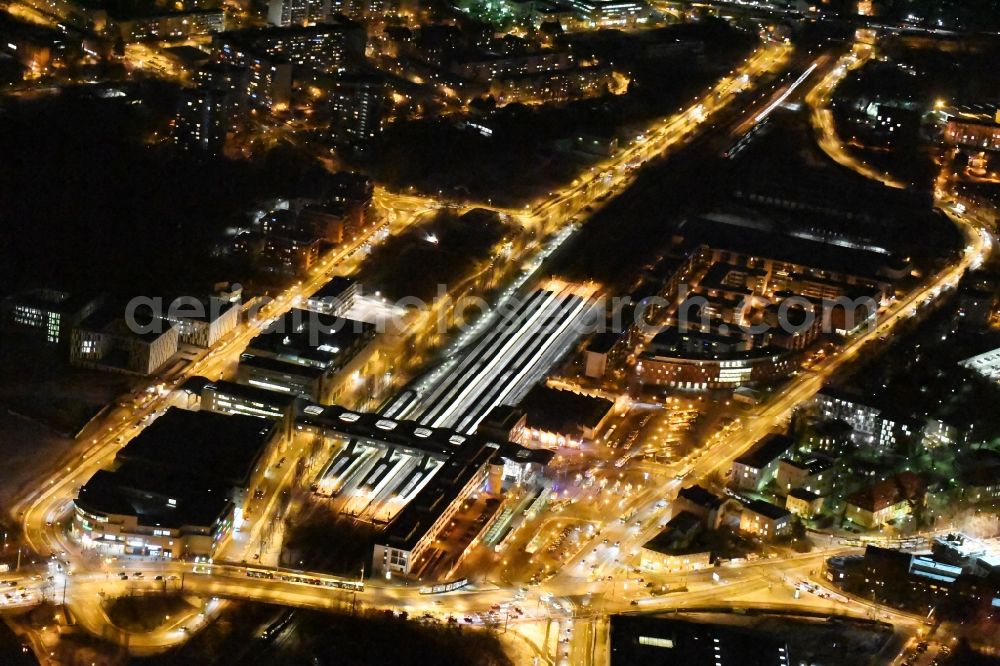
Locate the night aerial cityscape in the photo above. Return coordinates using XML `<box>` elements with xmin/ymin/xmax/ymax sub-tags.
<box><xmin>4</xmin><ymin>0</ymin><xmax>1000</xmax><ymax>665</ymax></box>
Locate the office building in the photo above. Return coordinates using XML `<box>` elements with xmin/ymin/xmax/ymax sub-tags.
<box><xmin>236</xmin><ymin>308</ymin><xmax>375</xmax><ymax>402</ymax></box>
<box><xmin>563</xmin><ymin>0</ymin><xmax>651</xmax><ymax>27</ymax></box>
<box><xmin>71</xmin><ymin>309</ymin><xmax>179</xmax><ymax>375</ymax></box>
<box><xmin>2</xmin><ymin>289</ymin><xmax>103</xmax><ymax>346</ymax></box>
<box><xmin>163</xmin><ymin>297</ymin><xmax>239</xmax><ymax>348</ymax></box>
<box><xmin>635</xmin><ymin>327</ymin><xmax>796</xmax><ymax>391</ymax></box>
<box><xmin>845</xmin><ymin>542</ymin><xmax>1000</xmax><ymax>616</ymax></box>
<box><xmin>304</xmin><ymin>276</ymin><xmax>360</xmax><ymax>316</ymax></box>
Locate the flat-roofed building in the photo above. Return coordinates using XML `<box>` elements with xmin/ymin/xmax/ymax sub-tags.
<box><xmin>329</xmin><ymin>74</ymin><xmax>386</xmax><ymax>159</ymax></box>
<box><xmin>114</xmin><ymin>9</ymin><xmax>225</xmax><ymax>42</ymax></box>
<box><xmin>267</xmin><ymin>0</ymin><xmax>329</xmax><ymax>27</ymax></box>
<box><xmin>961</xmin><ymin>346</ymin><xmax>1000</xmax><ymax>384</ymax></box>
<box><xmin>635</xmin><ymin>327</ymin><xmax>796</xmax><ymax>391</ymax></box>
<box><xmin>489</xmin><ymin>64</ymin><xmax>613</xmax><ymax>106</ymax></box>
<box><xmin>215</xmin><ymin>21</ymin><xmax>365</xmax><ymax>72</ymax></box>
<box><xmin>153</xmin><ymin>296</ymin><xmax>239</xmax><ymax>348</ymax></box>
<box><xmin>72</xmin><ymin>409</ymin><xmax>282</xmax><ymax>560</ymax></box>
<box><xmin>305</xmin><ymin>276</ymin><xmax>360</xmax><ymax>316</ymax></box>
<box><xmin>237</xmin><ymin>308</ymin><xmax>376</xmax><ymax>402</ymax></box>
<box><xmin>237</xmin><ymin>354</ymin><xmax>326</xmax><ymax>401</ymax></box>
<box><xmin>812</xmin><ymin>387</ymin><xmax>920</xmax><ymax>454</ymax></box>
<box><xmin>610</xmin><ymin>615</ymin><xmax>789</xmax><ymax>666</ymax></box>
<box><xmin>184</xmin><ymin>377</ymin><xmax>301</xmax><ymax>439</ymax></box>
<box><xmin>583</xmin><ymin>331</ymin><xmax>625</xmax><ymax>378</ymax></box>
<box><xmin>2</xmin><ymin>288</ymin><xmax>103</xmax><ymax>346</ymax></box>
<box><xmin>563</xmin><ymin>0</ymin><xmax>651</xmax><ymax>27</ymax></box>
<box><xmin>942</xmin><ymin>106</ymin><xmax>1000</xmax><ymax>153</ymax></box>
<box><xmin>511</xmin><ymin>384</ymin><xmax>615</xmax><ymax>448</ymax></box>
<box><xmin>172</xmin><ymin>87</ymin><xmax>230</xmax><ymax>155</ymax></box>
<box><xmin>71</xmin><ymin>309</ymin><xmax>179</xmax><ymax>375</ymax></box>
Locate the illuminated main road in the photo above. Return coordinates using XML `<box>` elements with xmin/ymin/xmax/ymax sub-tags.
<box><xmin>11</xmin><ymin>37</ymin><xmax>943</xmax><ymax>665</ymax></box>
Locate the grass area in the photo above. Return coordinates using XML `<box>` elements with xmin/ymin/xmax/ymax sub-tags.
<box><xmin>103</xmin><ymin>595</ymin><xmax>197</xmax><ymax>634</ymax></box>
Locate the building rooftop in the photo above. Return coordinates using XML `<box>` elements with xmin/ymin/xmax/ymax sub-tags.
<box><xmin>586</xmin><ymin>331</ymin><xmax>622</xmax><ymax>355</ymax></box>
<box><xmin>744</xmin><ymin>498</ymin><xmax>791</xmax><ymax>521</ymax></box>
<box><xmin>4</xmin><ymin>288</ymin><xmax>101</xmax><ymax>315</ymax></box>
<box><xmin>734</xmin><ymin>433</ymin><xmax>793</xmax><ymax>470</ymax></box>
<box><xmin>679</xmin><ymin>213</ymin><xmax>892</xmax><ymax>282</ymax></box>
<box><xmin>308</xmin><ymin>276</ymin><xmax>357</xmax><ymax>302</ymax></box>
<box><xmin>163</xmin><ymin>45</ymin><xmax>212</xmax><ymax>68</ymax></box>
<box><xmin>517</xmin><ymin>384</ymin><xmax>614</xmax><ymax>436</ymax></box>
<box><xmin>200</xmin><ymin>378</ymin><xmax>302</xmax><ymax>409</ymax></box>
<box><xmin>382</xmin><ymin>441</ymin><xmax>498</xmax><ymax>552</ymax></box>
<box><xmin>642</xmin><ymin>510</ymin><xmax>704</xmax><ymax>556</ymax></box>
<box><xmin>676</xmin><ymin>484</ymin><xmax>724</xmax><ymax>511</ymax></box>
<box><xmin>75</xmin><ymin>410</ymin><xmax>277</xmax><ymax>531</ymax></box>
<box><xmin>788</xmin><ymin>487</ymin><xmax>820</xmax><ymax>502</ymax></box>
<box><xmin>300</xmin><ymin>402</ymin><xmax>554</xmax><ymax>467</ymax></box>
<box><xmin>76</xmin><ymin>463</ymin><xmax>232</xmax><ymax>530</ymax></box>
<box><xmin>116</xmin><ymin>408</ymin><xmax>278</xmax><ymax>488</ymax></box>
<box><xmin>780</xmin><ymin>455</ymin><xmax>833</xmax><ymax>475</ymax></box>
<box><xmin>298</xmin><ymin>403</ymin><xmax>552</xmax><ymax>553</ymax></box>
<box><xmin>217</xmin><ymin>18</ymin><xmax>362</xmax><ymax>46</ymax></box>
<box><xmin>78</xmin><ymin>306</ymin><xmax>178</xmax><ymax>344</ymax></box>
<box><xmin>609</xmin><ymin>615</ymin><xmax>788</xmax><ymax>666</ymax></box>
<box><xmin>246</xmin><ymin>308</ymin><xmax>375</xmax><ymax>369</ymax></box>
<box><xmin>238</xmin><ymin>353</ymin><xmax>327</xmax><ymax>379</ymax></box>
